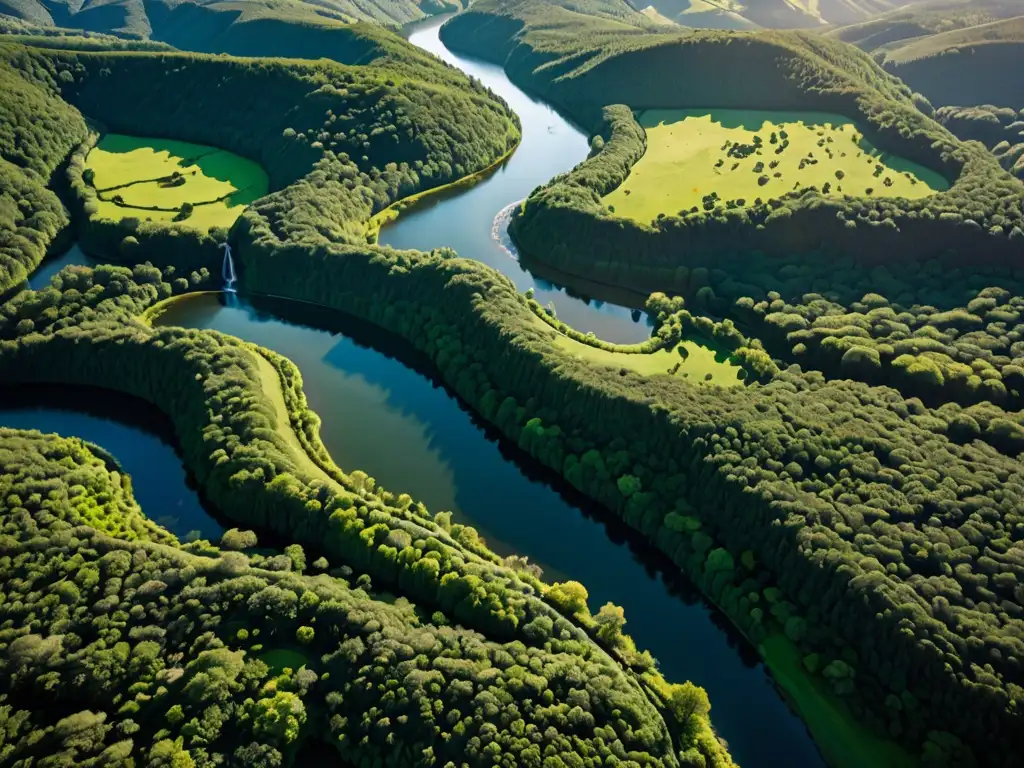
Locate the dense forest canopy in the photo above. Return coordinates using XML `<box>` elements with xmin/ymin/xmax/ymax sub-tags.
<box><xmin>0</xmin><ymin>16</ymin><xmax>736</xmax><ymax>768</ymax></box>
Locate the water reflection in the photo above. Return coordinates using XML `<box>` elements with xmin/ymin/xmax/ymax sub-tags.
<box><xmin>381</xmin><ymin>18</ymin><xmax>651</xmax><ymax>345</ymax></box>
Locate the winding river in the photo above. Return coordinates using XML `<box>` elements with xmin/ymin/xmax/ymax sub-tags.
<box><xmin>3</xmin><ymin>16</ymin><xmax>829</xmax><ymax>767</ymax></box>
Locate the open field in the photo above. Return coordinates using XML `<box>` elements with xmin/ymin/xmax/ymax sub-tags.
<box><xmin>550</xmin><ymin>330</ymin><xmax>745</xmax><ymax>386</ymax></box>
<box><xmin>602</xmin><ymin>109</ymin><xmax>949</xmax><ymax>224</ymax></box>
<box><xmin>86</xmin><ymin>134</ymin><xmax>268</xmax><ymax>230</ymax></box>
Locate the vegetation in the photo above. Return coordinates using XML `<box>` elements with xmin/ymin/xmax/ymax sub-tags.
<box><xmin>934</xmin><ymin>104</ymin><xmax>1024</xmax><ymax>179</ymax></box>
<box><xmin>442</xmin><ymin>0</ymin><xmax>1023</xmax><ymax>293</ymax></box>
<box><xmin>602</xmin><ymin>108</ymin><xmax>944</xmax><ymax>223</ymax></box>
<box><xmin>84</xmin><ymin>134</ymin><xmax>269</xmax><ymax>230</ymax></box>
<box><xmin>0</xmin><ymin>21</ymin><xmax>738</xmax><ymax>767</ymax></box>
<box><xmin>0</xmin><ymin>27</ymin><xmax>521</xmax><ymax>290</ymax></box>
<box><xmin>640</xmin><ymin>0</ymin><xmax>896</xmax><ymax>30</ymax></box>
<box><xmin>2</xmin><ymin>2</ymin><xmax>1024</xmax><ymax>764</ymax></box>
<box><xmin>0</xmin><ymin>0</ymin><xmax>459</xmax><ymax>43</ymax></box>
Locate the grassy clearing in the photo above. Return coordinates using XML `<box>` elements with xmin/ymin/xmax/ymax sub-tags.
<box><xmin>760</xmin><ymin>634</ymin><xmax>915</xmax><ymax>768</ymax></box>
<box><xmin>86</xmin><ymin>134</ymin><xmax>268</xmax><ymax>230</ymax></box>
<box><xmin>548</xmin><ymin>325</ymin><xmax>744</xmax><ymax>386</ymax></box>
<box><xmin>602</xmin><ymin>109</ymin><xmax>949</xmax><ymax>224</ymax></box>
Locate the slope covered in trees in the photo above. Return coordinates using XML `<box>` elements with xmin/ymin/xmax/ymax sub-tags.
<box><xmin>636</xmin><ymin>0</ymin><xmax>902</xmax><ymax>30</ymax></box>
<box><xmin>2</xmin><ymin>4</ymin><xmax>1024</xmax><ymax>765</ymax></box>
<box><xmin>0</xmin><ymin>24</ymin><xmax>738</xmax><ymax>768</ymax></box>
<box><xmin>826</xmin><ymin>0</ymin><xmax>1024</xmax><ymax>106</ymax></box>
<box><xmin>876</xmin><ymin>16</ymin><xmax>1024</xmax><ymax>106</ymax></box>
<box><xmin>934</xmin><ymin>104</ymin><xmax>1024</xmax><ymax>178</ymax></box>
<box><xmin>0</xmin><ymin>26</ymin><xmax>521</xmax><ymax>292</ymax></box>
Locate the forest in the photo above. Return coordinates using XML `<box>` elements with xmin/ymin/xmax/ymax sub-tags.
<box><xmin>1</xmin><ymin>0</ymin><xmax>1024</xmax><ymax>765</ymax></box>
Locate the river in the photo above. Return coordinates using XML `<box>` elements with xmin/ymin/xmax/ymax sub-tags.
<box><xmin>5</xmin><ymin>16</ymin><xmax>827</xmax><ymax>766</ymax></box>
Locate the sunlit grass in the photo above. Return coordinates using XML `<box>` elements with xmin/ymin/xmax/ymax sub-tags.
<box><xmin>603</xmin><ymin>108</ymin><xmax>949</xmax><ymax>224</ymax></box>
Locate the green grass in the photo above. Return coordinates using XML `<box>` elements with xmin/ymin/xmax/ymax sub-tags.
<box><xmin>260</xmin><ymin>648</ymin><xmax>312</xmax><ymax>675</ymax></box>
<box><xmin>549</xmin><ymin>327</ymin><xmax>745</xmax><ymax>386</ymax></box>
<box><xmin>760</xmin><ymin>633</ymin><xmax>915</xmax><ymax>768</ymax></box>
<box><xmin>251</xmin><ymin>349</ymin><xmax>337</xmax><ymax>485</ymax></box>
<box><xmin>602</xmin><ymin>109</ymin><xmax>949</xmax><ymax>224</ymax></box>
<box><xmin>86</xmin><ymin>134</ymin><xmax>268</xmax><ymax>231</ymax></box>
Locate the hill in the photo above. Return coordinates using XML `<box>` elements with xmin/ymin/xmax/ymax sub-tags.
<box><xmin>0</xmin><ymin>0</ymin><xmax>459</xmax><ymax>42</ymax></box>
<box><xmin>631</xmin><ymin>0</ymin><xmax>915</xmax><ymax>30</ymax></box>
<box><xmin>0</xmin><ymin>21</ymin><xmax>742</xmax><ymax>765</ymax></box>
<box><xmin>826</xmin><ymin>0</ymin><xmax>1024</xmax><ymax>105</ymax></box>
<box><xmin>934</xmin><ymin>103</ymin><xmax>1024</xmax><ymax>178</ymax></box>
<box><xmin>878</xmin><ymin>15</ymin><xmax>1024</xmax><ymax>105</ymax></box>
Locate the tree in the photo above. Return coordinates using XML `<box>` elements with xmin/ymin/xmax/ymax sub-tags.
<box><xmin>594</xmin><ymin>602</ymin><xmax>626</xmax><ymax>646</ymax></box>
<box><xmin>249</xmin><ymin>692</ymin><xmax>306</xmax><ymax>745</ymax></box>
<box><xmin>669</xmin><ymin>682</ymin><xmax>710</xmax><ymax>732</ymax></box>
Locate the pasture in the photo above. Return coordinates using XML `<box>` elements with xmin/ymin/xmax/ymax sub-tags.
<box><xmin>86</xmin><ymin>134</ymin><xmax>268</xmax><ymax>230</ymax></box>
<box><xmin>602</xmin><ymin>109</ymin><xmax>949</xmax><ymax>224</ymax></box>
<box><xmin>551</xmin><ymin>331</ymin><xmax>745</xmax><ymax>386</ymax></box>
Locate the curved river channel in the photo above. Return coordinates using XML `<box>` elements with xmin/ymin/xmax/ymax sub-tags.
<box><xmin>1</xmin><ymin>17</ymin><xmax>828</xmax><ymax>767</ymax></box>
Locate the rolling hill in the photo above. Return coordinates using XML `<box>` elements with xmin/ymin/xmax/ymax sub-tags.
<box><xmin>0</xmin><ymin>0</ymin><xmax>458</xmax><ymax>40</ymax></box>
<box><xmin>631</xmin><ymin>0</ymin><xmax>915</xmax><ymax>30</ymax></box>
<box><xmin>827</xmin><ymin>0</ymin><xmax>1024</xmax><ymax>105</ymax></box>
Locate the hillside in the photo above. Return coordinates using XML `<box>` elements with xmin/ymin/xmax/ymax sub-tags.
<box><xmin>0</xmin><ymin>0</ymin><xmax>458</xmax><ymax>41</ymax></box>
<box><xmin>826</xmin><ymin>0</ymin><xmax>1024</xmax><ymax>105</ymax></box>
<box><xmin>934</xmin><ymin>103</ymin><xmax>1024</xmax><ymax>178</ymax></box>
<box><xmin>632</xmin><ymin>0</ymin><xmax>912</xmax><ymax>30</ymax></box>
<box><xmin>0</xmin><ymin>19</ymin><xmax>747</xmax><ymax>765</ymax></box>
<box><xmin>878</xmin><ymin>15</ymin><xmax>1024</xmax><ymax>105</ymax></box>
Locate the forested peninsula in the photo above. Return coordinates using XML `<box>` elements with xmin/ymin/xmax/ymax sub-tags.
<box><xmin>1</xmin><ymin>1</ymin><xmax>1024</xmax><ymax>766</ymax></box>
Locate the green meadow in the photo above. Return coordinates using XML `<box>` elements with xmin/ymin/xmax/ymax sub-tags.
<box><xmin>603</xmin><ymin>109</ymin><xmax>949</xmax><ymax>223</ymax></box>
<box><xmin>86</xmin><ymin>134</ymin><xmax>268</xmax><ymax>230</ymax></box>
<box><xmin>550</xmin><ymin>330</ymin><xmax>745</xmax><ymax>386</ymax></box>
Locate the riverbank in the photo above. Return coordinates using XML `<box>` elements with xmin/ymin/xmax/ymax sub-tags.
<box><xmin>364</xmin><ymin>140</ymin><xmax>520</xmax><ymax>243</ymax></box>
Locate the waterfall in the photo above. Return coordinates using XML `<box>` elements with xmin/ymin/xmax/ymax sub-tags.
<box><xmin>220</xmin><ymin>243</ymin><xmax>237</xmax><ymax>293</ymax></box>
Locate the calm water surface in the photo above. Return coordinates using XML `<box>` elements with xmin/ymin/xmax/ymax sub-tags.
<box><xmin>381</xmin><ymin>19</ymin><xmax>652</xmax><ymax>345</ymax></box>
<box><xmin>29</xmin><ymin>244</ymin><xmax>96</xmax><ymax>290</ymax></box>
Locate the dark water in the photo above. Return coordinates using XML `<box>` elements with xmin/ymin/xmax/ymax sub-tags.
<box><xmin>0</xmin><ymin>385</ymin><xmax>222</xmax><ymax>541</ymax></box>
<box><xmin>154</xmin><ymin>292</ymin><xmax>824</xmax><ymax>768</ymax></box>
<box><xmin>379</xmin><ymin>19</ymin><xmax>652</xmax><ymax>345</ymax></box>
<box><xmin>28</xmin><ymin>244</ymin><xmax>96</xmax><ymax>290</ymax></box>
